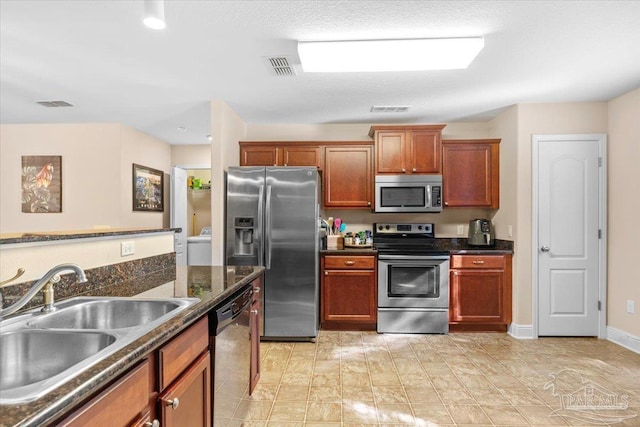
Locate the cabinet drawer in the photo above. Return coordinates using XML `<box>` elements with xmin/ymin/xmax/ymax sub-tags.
<box><xmin>159</xmin><ymin>316</ymin><xmax>208</xmax><ymax>390</ymax></box>
<box><xmin>324</xmin><ymin>256</ymin><xmax>375</xmax><ymax>269</ymax></box>
<box><xmin>451</xmin><ymin>255</ymin><xmax>505</xmax><ymax>269</ymax></box>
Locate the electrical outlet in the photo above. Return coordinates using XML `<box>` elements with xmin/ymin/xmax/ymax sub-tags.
<box><xmin>508</xmin><ymin>225</ymin><xmax>513</xmax><ymax>237</ymax></box>
<box><xmin>457</xmin><ymin>225</ymin><xmax>464</xmax><ymax>235</ymax></box>
<box><xmin>121</xmin><ymin>241</ymin><xmax>135</xmax><ymax>257</ymax></box>
<box><xmin>627</xmin><ymin>300</ymin><xmax>635</xmax><ymax>314</ymax></box>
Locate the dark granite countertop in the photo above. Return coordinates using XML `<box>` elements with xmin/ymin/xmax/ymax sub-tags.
<box><xmin>1</xmin><ymin>265</ymin><xmax>264</xmax><ymax>427</ymax></box>
<box><xmin>320</xmin><ymin>239</ymin><xmax>513</xmax><ymax>256</ymax></box>
<box><xmin>0</xmin><ymin>228</ymin><xmax>180</xmax><ymax>245</ymax></box>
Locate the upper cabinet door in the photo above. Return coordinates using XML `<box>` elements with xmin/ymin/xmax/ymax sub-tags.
<box><xmin>442</xmin><ymin>139</ymin><xmax>500</xmax><ymax>208</ymax></box>
<box><xmin>240</xmin><ymin>145</ymin><xmax>281</xmax><ymax>166</ymax></box>
<box><xmin>323</xmin><ymin>145</ymin><xmax>373</xmax><ymax>209</ymax></box>
<box><xmin>409</xmin><ymin>130</ymin><xmax>442</xmax><ymax>174</ymax></box>
<box><xmin>282</xmin><ymin>146</ymin><xmax>323</xmax><ymax>169</ymax></box>
<box><xmin>374</xmin><ymin>131</ymin><xmax>406</xmax><ymax>174</ymax></box>
<box><xmin>370</xmin><ymin>125</ymin><xmax>445</xmax><ymax>175</ymax></box>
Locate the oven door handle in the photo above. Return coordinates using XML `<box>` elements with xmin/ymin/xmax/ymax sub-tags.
<box><xmin>378</xmin><ymin>254</ymin><xmax>450</xmax><ymax>261</ymax></box>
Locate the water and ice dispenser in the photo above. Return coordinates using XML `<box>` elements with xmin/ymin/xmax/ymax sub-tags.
<box><xmin>233</xmin><ymin>217</ymin><xmax>254</xmax><ymax>256</ymax></box>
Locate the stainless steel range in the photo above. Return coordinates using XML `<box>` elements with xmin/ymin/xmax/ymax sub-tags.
<box><xmin>374</xmin><ymin>223</ymin><xmax>449</xmax><ymax>334</ymax></box>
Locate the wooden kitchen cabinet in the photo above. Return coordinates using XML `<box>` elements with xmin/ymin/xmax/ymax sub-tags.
<box><xmin>250</xmin><ymin>277</ymin><xmax>261</xmax><ymax>395</ymax></box>
<box><xmin>449</xmin><ymin>254</ymin><xmax>512</xmax><ymax>332</ymax></box>
<box><xmin>323</xmin><ymin>144</ymin><xmax>373</xmax><ymax>209</ymax></box>
<box><xmin>159</xmin><ymin>352</ymin><xmax>210</xmax><ymax>427</ymax></box>
<box><xmin>59</xmin><ymin>317</ymin><xmax>210</xmax><ymax>427</ymax></box>
<box><xmin>369</xmin><ymin>125</ymin><xmax>446</xmax><ymax>175</ymax></box>
<box><xmin>239</xmin><ymin>141</ymin><xmax>323</xmax><ymax>169</ymax></box>
<box><xmin>321</xmin><ymin>254</ymin><xmax>377</xmax><ymax>330</ymax></box>
<box><xmin>442</xmin><ymin>139</ymin><xmax>500</xmax><ymax>208</ymax></box>
<box><xmin>59</xmin><ymin>358</ymin><xmax>153</xmax><ymax>427</ymax></box>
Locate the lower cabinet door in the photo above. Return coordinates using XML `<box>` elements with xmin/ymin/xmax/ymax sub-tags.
<box><xmin>250</xmin><ymin>299</ymin><xmax>260</xmax><ymax>395</ymax></box>
<box><xmin>322</xmin><ymin>269</ymin><xmax>377</xmax><ymax>323</ymax></box>
<box><xmin>450</xmin><ymin>269</ymin><xmax>504</xmax><ymax>322</ymax></box>
<box><xmin>159</xmin><ymin>351</ymin><xmax>211</xmax><ymax>427</ymax></box>
<box><xmin>59</xmin><ymin>359</ymin><xmax>151</xmax><ymax>427</ymax></box>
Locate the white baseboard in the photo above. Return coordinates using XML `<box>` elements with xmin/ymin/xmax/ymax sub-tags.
<box><xmin>607</xmin><ymin>326</ymin><xmax>640</xmax><ymax>354</ymax></box>
<box><xmin>508</xmin><ymin>323</ymin><xmax>535</xmax><ymax>339</ymax></box>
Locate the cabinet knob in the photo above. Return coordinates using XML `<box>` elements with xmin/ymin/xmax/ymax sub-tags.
<box><xmin>412</xmin><ymin>168</ymin><xmax>417</xmax><ymax>172</ymax></box>
<box><xmin>367</xmin><ymin>201</ymin><xmax>371</xmax><ymax>206</ymax></box>
<box><xmin>284</xmin><ymin>163</ymin><xmax>288</xmax><ymax>166</ymax></box>
<box><xmin>344</xmin><ymin>260</ymin><xmax>355</xmax><ymax>265</ymax></box>
<box><xmin>402</xmin><ymin>168</ymin><xmax>406</xmax><ymax>173</ymax></box>
<box><xmin>324</xmin><ymin>271</ymin><xmax>328</xmax><ymax>275</ymax></box>
<box><xmin>472</xmin><ymin>260</ymin><xmax>485</xmax><ymax>265</ymax></box>
<box><xmin>162</xmin><ymin>397</ymin><xmax>180</xmax><ymax>409</ymax></box>
<box><xmin>254</xmin><ymin>286</ymin><xmax>260</xmax><ymax>294</ymax></box>
<box><xmin>251</xmin><ymin>309</ymin><xmax>259</xmax><ymax>315</ymax></box>
<box><xmin>444</xmin><ymin>201</ymin><xmax>449</xmax><ymax>206</ymax></box>
<box><xmin>144</xmin><ymin>421</ymin><xmax>160</xmax><ymax>427</ymax></box>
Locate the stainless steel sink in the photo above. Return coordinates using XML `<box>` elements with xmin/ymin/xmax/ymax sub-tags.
<box><xmin>0</xmin><ymin>296</ymin><xmax>199</xmax><ymax>404</ymax></box>
<box><xmin>28</xmin><ymin>298</ymin><xmax>188</xmax><ymax>330</ymax></box>
<box><xmin>0</xmin><ymin>330</ymin><xmax>116</xmax><ymax>391</ymax></box>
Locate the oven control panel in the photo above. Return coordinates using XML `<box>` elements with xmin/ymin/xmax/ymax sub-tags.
<box><xmin>374</xmin><ymin>223</ymin><xmax>434</xmax><ymax>235</ymax></box>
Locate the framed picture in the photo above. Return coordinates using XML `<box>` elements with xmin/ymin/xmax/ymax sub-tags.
<box><xmin>132</xmin><ymin>163</ymin><xmax>164</xmax><ymax>212</ymax></box>
<box><xmin>22</xmin><ymin>155</ymin><xmax>62</xmax><ymax>213</ymax></box>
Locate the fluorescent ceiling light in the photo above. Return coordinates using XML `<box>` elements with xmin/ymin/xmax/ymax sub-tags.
<box><xmin>143</xmin><ymin>0</ymin><xmax>166</xmax><ymax>30</ymax></box>
<box><xmin>298</xmin><ymin>38</ymin><xmax>484</xmax><ymax>72</ymax></box>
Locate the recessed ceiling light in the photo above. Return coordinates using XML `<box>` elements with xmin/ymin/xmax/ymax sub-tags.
<box><xmin>36</xmin><ymin>100</ymin><xmax>73</xmax><ymax>107</ymax></box>
<box><xmin>370</xmin><ymin>106</ymin><xmax>411</xmax><ymax>113</ymax></box>
<box><xmin>298</xmin><ymin>37</ymin><xmax>484</xmax><ymax>72</ymax></box>
<box><xmin>177</xmin><ymin>126</ymin><xmax>187</xmax><ymax>132</ymax></box>
<box><xmin>206</xmin><ymin>135</ymin><xmax>212</xmax><ymax>141</ymax></box>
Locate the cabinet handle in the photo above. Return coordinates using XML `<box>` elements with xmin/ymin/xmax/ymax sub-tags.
<box><xmin>444</xmin><ymin>201</ymin><xmax>449</xmax><ymax>206</ymax></box>
<box><xmin>344</xmin><ymin>260</ymin><xmax>355</xmax><ymax>265</ymax></box>
<box><xmin>144</xmin><ymin>421</ymin><xmax>160</xmax><ymax>427</ymax></box>
<box><xmin>254</xmin><ymin>286</ymin><xmax>260</xmax><ymax>294</ymax></box>
<box><xmin>162</xmin><ymin>397</ymin><xmax>180</xmax><ymax>409</ymax></box>
<box><xmin>472</xmin><ymin>260</ymin><xmax>485</xmax><ymax>265</ymax></box>
<box><xmin>251</xmin><ymin>309</ymin><xmax>258</xmax><ymax>315</ymax></box>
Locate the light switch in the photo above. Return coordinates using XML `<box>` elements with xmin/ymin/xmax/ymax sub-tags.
<box><xmin>457</xmin><ymin>225</ymin><xmax>464</xmax><ymax>235</ymax></box>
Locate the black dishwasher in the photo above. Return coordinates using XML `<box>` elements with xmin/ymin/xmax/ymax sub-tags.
<box><xmin>209</xmin><ymin>285</ymin><xmax>252</xmax><ymax>426</ymax></box>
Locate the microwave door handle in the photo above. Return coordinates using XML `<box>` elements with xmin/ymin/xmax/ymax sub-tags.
<box><xmin>426</xmin><ymin>185</ymin><xmax>432</xmax><ymax>208</ymax></box>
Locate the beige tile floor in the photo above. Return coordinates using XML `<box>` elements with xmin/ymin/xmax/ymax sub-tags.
<box><xmin>229</xmin><ymin>331</ymin><xmax>640</xmax><ymax>426</ymax></box>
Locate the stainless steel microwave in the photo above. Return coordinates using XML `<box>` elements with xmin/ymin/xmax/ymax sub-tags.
<box><xmin>374</xmin><ymin>175</ymin><xmax>443</xmax><ymax>213</ymax></box>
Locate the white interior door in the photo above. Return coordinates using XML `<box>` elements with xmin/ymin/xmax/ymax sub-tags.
<box><xmin>170</xmin><ymin>167</ymin><xmax>188</xmax><ymax>265</ymax></box>
<box><xmin>534</xmin><ymin>134</ymin><xmax>606</xmax><ymax>337</ymax></box>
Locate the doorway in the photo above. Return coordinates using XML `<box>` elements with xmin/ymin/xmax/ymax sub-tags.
<box><xmin>532</xmin><ymin>134</ymin><xmax>607</xmax><ymax>337</ymax></box>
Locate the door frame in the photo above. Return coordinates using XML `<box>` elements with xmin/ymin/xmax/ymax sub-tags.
<box><xmin>531</xmin><ymin>134</ymin><xmax>608</xmax><ymax>339</ymax></box>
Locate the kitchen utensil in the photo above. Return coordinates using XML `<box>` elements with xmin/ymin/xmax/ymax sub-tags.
<box><xmin>327</xmin><ymin>217</ymin><xmax>334</xmax><ymax>234</ymax></box>
<box><xmin>339</xmin><ymin>223</ymin><xmax>346</xmax><ymax>233</ymax></box>
<box><xmin>334</xmin><ymin>218</ymin><xmax>342</xmax><ymax>233</ymax></box>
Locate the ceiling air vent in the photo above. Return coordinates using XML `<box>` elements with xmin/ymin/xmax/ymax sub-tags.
<box><xmin>370</xmin><ymin>106</ymin><xmax>411</xmax><ymax>113</ymax></box>
<box><xmin>263</xmin><ymin>56</ymin><xmax>297</xmax><ymax>77</ymax></box>
<box><xmin>36</xmin><ymin>100</ymin><xmax>74</xmax><ymax>107</ymax></box>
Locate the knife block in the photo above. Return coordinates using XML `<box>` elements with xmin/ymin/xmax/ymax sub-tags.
<box><xmin>326</xmin><ymin>235</ymin><xmax>344</xmax><ymax>250</ymax></box>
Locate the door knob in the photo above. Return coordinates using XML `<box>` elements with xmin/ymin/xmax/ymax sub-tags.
<box><xmin>540</xmin><ymin>246</ymin><xmax>550</xmax><ymax>253</ymax></box>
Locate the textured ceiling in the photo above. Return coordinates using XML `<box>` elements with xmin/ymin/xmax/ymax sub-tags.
<box><xmin>1</xmin><ymin>0</ymin><xmax>639</xmax><ymax>145</ymax></box>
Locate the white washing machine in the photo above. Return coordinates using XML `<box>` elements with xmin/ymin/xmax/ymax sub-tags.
<box><xmin>187</xmin><ymin>227</ymin><xmax>212</xmax><ymax>266</ymax></box>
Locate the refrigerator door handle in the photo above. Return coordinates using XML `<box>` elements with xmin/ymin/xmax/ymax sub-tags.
<box><xmin>257</xmin><ymin>184</ymin><xmax>265</xmax><ymax>267</ymax></box>
<box><xmin>265</xmin><ymin>184</ymin><xmax>273</xmax><ymax>269</ymax></box>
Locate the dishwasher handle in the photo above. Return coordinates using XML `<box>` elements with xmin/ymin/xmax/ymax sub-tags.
<box><xmin>214</xmin><ymin>287</ymin><xmax>253</xmax><ymax>334</ymax></box>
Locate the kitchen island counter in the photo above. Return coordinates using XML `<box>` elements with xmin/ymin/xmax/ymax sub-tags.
<box><xmin>1</xmin><ymin>264</ymin><xmax>264</xmax><ymax>427</ymax></box>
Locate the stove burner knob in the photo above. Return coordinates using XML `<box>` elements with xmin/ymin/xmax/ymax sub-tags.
<box><xmin>418</xmin><ymin>225</ymin><xmax>423</xmax><ymax>230</ymax></box>
<box><xmin>385</xmin><ymin>225</ymin><xmax>390</xmax><ymax>230</ymax></box>
<box><xmin>378</xmin><ymin>225</ymin><xmax>384</xmax><ymax>230</ymax></box>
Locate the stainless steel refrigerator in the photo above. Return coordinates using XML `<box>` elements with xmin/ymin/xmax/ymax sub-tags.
<box><xmin>225</xmin><ymin>166</ymin><xmax>319</xmax><ymax>339</ymax></box>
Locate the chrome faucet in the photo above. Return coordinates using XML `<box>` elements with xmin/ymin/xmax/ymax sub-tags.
<box><xmin>0</xmin><ymin>264</ymin><xmax>87</xmax><ymax>319</ymax></box>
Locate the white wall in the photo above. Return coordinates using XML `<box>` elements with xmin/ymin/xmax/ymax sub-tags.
<box><xmin>0</xmin><ymin>123</ymin><xmax>171</xmax><ymax>234</ymax></box>
<box><xmin>607</xmin><ymin>88</ymin><xmax>640</xmax><ymax>338</ymax></box>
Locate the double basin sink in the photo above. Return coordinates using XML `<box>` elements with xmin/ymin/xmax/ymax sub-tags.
<box><xmin>0</xmin><ymin>297</ymin><xmax>199</xmax><ymax>405</ymax></box>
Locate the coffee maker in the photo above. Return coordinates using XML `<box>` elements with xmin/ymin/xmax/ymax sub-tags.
<box><xmin>468</xmin><ymin>219</ymin><xmax>495</xmax><ymax>246</ymax></box>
